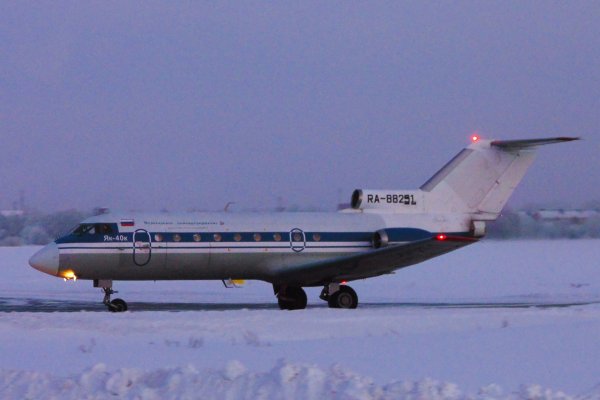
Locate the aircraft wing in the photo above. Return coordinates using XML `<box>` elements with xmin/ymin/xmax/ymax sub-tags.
<box><xmin>272</xmin><ymin>236</ymin><xmax>477</xmax><ymax>287</ymax></box>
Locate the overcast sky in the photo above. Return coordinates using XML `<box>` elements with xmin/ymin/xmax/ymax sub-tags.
<box><xmin>1</xmin><ymin>2</ymin><xmax>599</xmax><ymax>212</ymax></box>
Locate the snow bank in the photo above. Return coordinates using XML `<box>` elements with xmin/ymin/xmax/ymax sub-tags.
<box><xmin>3</xmin><ymin>241</ymin><xmax>600</xmax><ymax>398</ymax></box>
<box><xmin>0</xmin><ymin>361</ymin><xmax>578</xmax><ymax>400</ymax></box>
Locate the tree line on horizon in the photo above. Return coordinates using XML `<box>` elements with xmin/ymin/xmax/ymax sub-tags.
<box><xmin>0</xmin><ymin>208</ymin><xmax>599</xmax><ymax>247</ymax></box>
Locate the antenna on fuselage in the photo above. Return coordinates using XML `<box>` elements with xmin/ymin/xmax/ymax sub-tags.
<box><xmin>224</xmin><ymin>202</ymin><xmax>236</xmax><ymax>212</ymax></box>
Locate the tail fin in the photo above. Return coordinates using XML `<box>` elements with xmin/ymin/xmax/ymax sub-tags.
<box><xmin>421</xmin><ymin>137</ymin><xmax>579</xmax><ymax>219</ymax></box>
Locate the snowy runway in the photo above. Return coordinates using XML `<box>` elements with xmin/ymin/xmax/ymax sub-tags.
<box><xmin>1</xmin><ymin>240</ymin><xmax>599</xmax><ymax>398</ymax></box>
<box><xmin>2</xmin><ymin>297</ymin><xmax>600</xmax><ymax>312</ymax></box>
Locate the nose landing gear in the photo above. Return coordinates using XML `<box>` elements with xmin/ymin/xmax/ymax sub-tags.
<box><xmin>103</xmin><ymin>288</ymin><xmax>128</xmax><ymax>312</ymax></box>
<box><xmin>94</xmin><ymin>279</ymin><xmax>128</xmax><ymax>312</ymax></box>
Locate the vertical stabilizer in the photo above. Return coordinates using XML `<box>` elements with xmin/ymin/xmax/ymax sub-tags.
<box><xmin>420</xmin><ymin>137</ymin><xmax>579</xmax><ymax>219</ymax></box>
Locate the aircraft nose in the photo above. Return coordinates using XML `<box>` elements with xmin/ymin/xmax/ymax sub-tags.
<box><xmin>29</xmin><ymin>242</ymin><xmax>60</xmax><ymax>276</ymax></box>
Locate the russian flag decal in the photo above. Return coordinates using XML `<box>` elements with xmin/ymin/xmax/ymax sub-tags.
<box><xmin>120</xmin><ymin>219</ymin><xmax>135</xmax><ymax>227</ymax></box>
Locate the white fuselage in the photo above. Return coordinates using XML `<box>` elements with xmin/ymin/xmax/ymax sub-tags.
<box><xmin>45</xmin><ymin>210</ymin><xmax>472</xmax><ymax>284</ymax></box>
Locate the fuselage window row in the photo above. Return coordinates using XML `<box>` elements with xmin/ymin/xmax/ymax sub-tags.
<box><xmin>70</xmin><ymin>224</ymin><xmax>327</xmax><ymax>243</ymax></box>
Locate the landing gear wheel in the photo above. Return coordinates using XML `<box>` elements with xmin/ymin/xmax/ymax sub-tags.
<box><xmin>328</xmin><ymin>285</ymin><xmax>358</xmax><ymax>309</ymax></box>
<box><xmin>277</xmin><ymin>286</ymin><xmax>307</xmax><ymax>310</ymax></box>
<box><xmin>101</xmin><ymin>286</ymin><xmax>128</xmax><ymax>312</ymax></box>
<box><xmin>108</xmin><ymin>298</ymin><xmax>128</xmax><ymax>312</ymax></box>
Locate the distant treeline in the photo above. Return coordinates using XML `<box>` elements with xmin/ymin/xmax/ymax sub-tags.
<box><xmin>1</xmin><ymin>209</ymin><xmax>599</xmax><ymax>246</ymax></box>
<box><xmin>0</xmin><ymin>210</ymin><xmax>91</xmax><ymax>246</ymax></box>
<box><xmin>487</xmin><ymin>210</ymin><xmax>600</xmax><ymax>239</ymax></box>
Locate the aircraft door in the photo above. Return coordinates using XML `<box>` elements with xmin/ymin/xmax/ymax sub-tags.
<box><xmin>289</xmin><ymin>228</ymin><xmax>306</xmax><ymax>252</ymax></box>
<box><xmin>133</xmin><ymin>229</ymin><xmax>152</xmax><ymax>266</ymax></box>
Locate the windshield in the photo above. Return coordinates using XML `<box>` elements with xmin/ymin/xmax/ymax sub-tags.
<box><xmin>72</xmin><ymin>223</ymin><xmax>116</xmax><ymax>236</ymax></box>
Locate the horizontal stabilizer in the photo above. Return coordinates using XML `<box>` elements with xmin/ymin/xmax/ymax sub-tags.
<box><xmin>491</xmin><ymin>137</ymin><xmax>580</xmax><ymax>149</ymax></box>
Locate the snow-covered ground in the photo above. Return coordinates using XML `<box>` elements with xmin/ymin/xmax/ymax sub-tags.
<box><xmin>1</xmin><ymin>240</ymin><xmax>599</xmax><ymax>399</ymax></box>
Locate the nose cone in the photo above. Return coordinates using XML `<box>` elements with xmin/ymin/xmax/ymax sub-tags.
<box><xmin>29</xmin><ymin>242</ymin><xmax>60</xmax><ymax>276</ymax></box>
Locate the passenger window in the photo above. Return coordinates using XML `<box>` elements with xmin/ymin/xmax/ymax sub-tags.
<box><xmin>293</xmin><ymin>233</ymin><xmax>302</xmax><ymax>241</ymax></box>
<box><xmin>273</xmin><ymin>233</ymin><xmax>282</xmax><ymax>242</ymax></box>
<box><xmin>154</xmin><ymin>233</ymin><xmax>163</xmax><ymax>242</ymax></box>
<box><xmin>234</xmin><ymin>233</ymin><xmax>242</xmax><ymax>242</ymax></box>
<box><xmin>253</xmin><ymin>233</ymin><xmax>262</xmax><ymax>242</ymax></box>
<box><xmin>213</xmin><ymin>233</ymin><xmax>222</xmax><ymax>242</ymax></box>
<box><xmin>312</xmin><ymin>233</ymin><xmax>321</xmax><ymax>242</ymax></box>
<box><xmin>193</xmin><ymin>234</ymin><xmax>202</xmax><ymax>242</ymax></box>
<box><xmin>173</xmin><ymin>234</ymin><xmax>182</xmax><ymax>242</ymax></box>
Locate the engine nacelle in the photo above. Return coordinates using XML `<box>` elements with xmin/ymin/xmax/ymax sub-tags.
<box><xmin>372</xmin><ymin>228</ymin><xmax>432</xmax><ymax>249</ymax></box>
<box><xmin>372</xmin><ymin>229</ymin><xmax>389</xmax><ymax>249</ymax></box>
<box><xmin>351</xmin><ymin>189</ymin><xmax>423</xmax><ymax>211</ymax></box>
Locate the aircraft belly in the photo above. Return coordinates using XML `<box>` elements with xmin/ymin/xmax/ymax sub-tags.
<box><xmin>163</xmin><ymin>252</ymin><xmax>212</xmax><ymax>279</ymax></box>
<box><xmin>60</xmin><ymin>247</ymin><xmax>349</xmax><ymax>281</ymax></box>
<box><xmin>200</xmin><ymin>251</ymin><xmax>347</xmax><ymax>281</ymax></box>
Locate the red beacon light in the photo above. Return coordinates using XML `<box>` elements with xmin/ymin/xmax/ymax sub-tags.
<box><xmin>436</xmin><ymin>234</ymin><xmax>447</xmax><ymax>241</ymax></box>
<box><xmin>471</xmin><ymin>134</ymin><xmax>480</xmax><ymax>143</ymax></box>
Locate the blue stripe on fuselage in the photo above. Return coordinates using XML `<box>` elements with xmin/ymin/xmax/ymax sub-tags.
<box><xmin>55</xmin><ymin>228</ymin><xmax>435</xmax><ymax>245</ymax></box>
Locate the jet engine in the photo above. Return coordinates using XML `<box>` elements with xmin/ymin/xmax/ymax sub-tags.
<box><xmin>372</xmin><ymin>229</ymin><xmax>389</xmax><ymax>249</ymax></box>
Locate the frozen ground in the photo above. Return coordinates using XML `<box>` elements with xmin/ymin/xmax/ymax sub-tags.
<box><xmin>1</xmin><ymin>240</ymin><xmax>599</xmax><ymax>399</ymax></box>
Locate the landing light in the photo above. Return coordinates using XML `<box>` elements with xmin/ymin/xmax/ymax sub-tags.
<box><xmin>62</xmin><ymin>270</ymin><xmax>77</xmax><ymax>281</ymax></box>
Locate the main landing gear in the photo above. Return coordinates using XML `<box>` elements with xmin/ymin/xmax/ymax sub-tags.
<box><xmin>94</xmin><ymin>279</ymin><xmax>128</xmax><ymax>312</ymax></box>
<box><xmin>274</xmin><ymin>285</ymin><xmax>307</xmax><ymax>310</ymax></box>
<box><xmin>320</xmin><ymin>283</ymin><xmax>358</xmax><ymax>309</ymax></box>
<box><xmin>274</xmin><ymin>283</ymin><xmax>359</xmax><ymax>310</ymax></box>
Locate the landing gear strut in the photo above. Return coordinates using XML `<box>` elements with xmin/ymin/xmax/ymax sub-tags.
<box><xmin>94</xmin><ymin>279</ymin><xmax>128</xmax><ymax>312</ymax></box>
<box><xmin>320</xmin><ymin>283</ymin><xmax>359</xmax><ymax>309</ymax></box>
<box><xmin>274</xmin><ymin>285</ymin><xmax>307</xmax><ymax>310</ymax></box>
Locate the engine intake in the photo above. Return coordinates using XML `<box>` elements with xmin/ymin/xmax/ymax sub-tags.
<box><xmin>351</xmin><ymin>189</ymin><xmax>363</xmax><ymax>209</ymax></box>
<box><xmin>372</xmin><ymin>229</ymin><xmax>389</xmax><ymax>249</ymax></box>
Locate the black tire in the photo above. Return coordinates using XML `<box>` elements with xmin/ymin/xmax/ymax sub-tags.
<box><xmin>108</xmin><ymin>298</ymin><xmax>128</xmax><ymax>312</ymax></box>
<box><xmin>277</xmin><ymin>286</ymin><xmax>307</xmax><ymax>310</ymax></box>
<box><xmin>328</xmin><ymin>285</ymin><xmax>358</xmax><ymax>309</ymax></box>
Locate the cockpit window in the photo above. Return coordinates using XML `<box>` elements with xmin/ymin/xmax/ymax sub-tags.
<box><xmin>97</xmin><ymin>224</ymin><xmax>113</xmax><ymax>234</ymax></box>
<box><xmin>72</xmin><ymin>223</ymin><xmax>115</xmax><ymax>236</ymax></box>
<box><xmin>73</xmin><ymin>224</ymin><xmax>95</xmax><ymax>235</ymax></box>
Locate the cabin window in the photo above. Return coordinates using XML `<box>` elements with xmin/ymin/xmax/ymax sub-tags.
<box><xmin>234</xmin><ymin>233</ymin><xmax>242</xmax><ymax>242</ymax></box>
<box><xmin>193</xmin><ymin>234</ymin><xmax>202</xmax><ymax>242</ymax></box>
<box><xmin>273</xmin><ymin>233</ymin><xmax>282</xmax><ymax>242</ymax></box>
<box><xmin>253</xmin><ymin>233</ymin><xmax>262</xmax><ymax>242</ymax></box>
<box><xmin>213</xmin><ymin>233</ymin><xmax>222</xmax><ymax>242</ymax></box>
<box><xmin>293</xmin><ymin>233</ymin><xmax>303</xmax><ymax>242</ymax></box>
<box><xmin>173</xmin><ymin>234</ymin><xmax>182</xmax><ymax>242</ymax></box>
<box><xmin>312</xmin><ymin>233</ymin><xmax>321</xmax><ymax>242</ymax></box>
<box><xmin>154</xmin><ymin>233</ymin><xmax>163</xmax><ymax>242</ymax></box>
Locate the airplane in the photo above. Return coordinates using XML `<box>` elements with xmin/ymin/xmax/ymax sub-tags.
<box><xmin>29</xmin><ymin>136</ymin><xmax>579</xmax><ymax>312</ymax></box>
